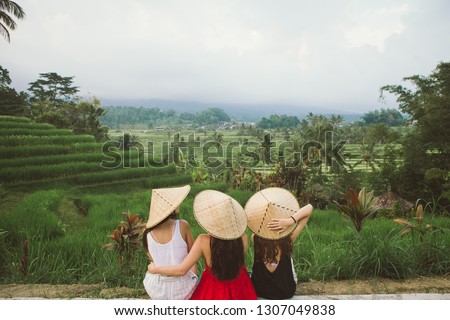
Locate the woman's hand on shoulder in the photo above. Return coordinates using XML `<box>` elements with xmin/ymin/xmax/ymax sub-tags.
<box><xmin>148</xmin><ymin>262</ymin><xmax>157</xmax><ymax>274</ymax></box>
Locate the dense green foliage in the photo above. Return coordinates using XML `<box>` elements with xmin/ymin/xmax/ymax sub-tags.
<box><xmin>256</xmin><ymin>114</ymin><xmax>300</xmax><ymax>129</ymax></box>
<box><xmin>0</xmin><ymin>66</ymin><xmax>27</xmax><ymax>115</ymax></box>
<box><xmin>0</xmin><ymin>67</ymin><xmax>109</xmax><ymax>141</ymax></box>
<box><xmin>0</xmin><ymin>190</ymin><xmax>448</xmax><ymax>285</ymax></box>
<box><xmin>194</xmin><ymin>107</ymin><xmax>231</xmax><ymax>125</ymax></box>
<box><xmin>361</xmin><ymin>108</ymin><xmax>405</xmax><ymax>126</ymax></box>
<box><xmin>28</xmin><ymin>72</ymin><xmax>79</xmax><ymax>106</ymax></box>
<box><xmin>101</xmin><ymin>106</ymin><xmax>232</xmax><ymax>129</ymax></box>
<box><xmin>381</xmin><ymin>61</ymin><xmax>450</xmax><ymax>202</ymax></box>
<box><xmin>1</xmin><ymin>61</ymin><xmax>449</xmax><ymax>290</ymax></box>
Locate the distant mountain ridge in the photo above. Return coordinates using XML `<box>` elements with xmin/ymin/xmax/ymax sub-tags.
<box><xmin>101</xmin><ymin>98</ymin><xmax>363</xmax><ymax>122</ymax></box>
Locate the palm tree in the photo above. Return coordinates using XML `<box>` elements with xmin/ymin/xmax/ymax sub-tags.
<box><xmin>211</xmin><ymin>130</ymin><xmax>223</xmax><ymax>148</ymax></box>
<box><xmin>352</xmin><ymin>142</ymin><xmax>381</xmax><ymax>171</ymax></box>
<box><xmin>0</xmin><ymin>0</ymin><xmax>25</xmax><ymax>42</ymax></box>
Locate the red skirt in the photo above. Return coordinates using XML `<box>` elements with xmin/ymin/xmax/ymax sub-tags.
<box><xmin>190</xmin><ymin>266</ymin><xmax>257</xmax><ymax>300</ymax></box>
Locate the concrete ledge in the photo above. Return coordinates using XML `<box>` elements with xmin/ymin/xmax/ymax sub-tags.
<box><xmin>292</xmin><ymin>293</ymin><xmax>450</xmax><ymax>300</ymax></box>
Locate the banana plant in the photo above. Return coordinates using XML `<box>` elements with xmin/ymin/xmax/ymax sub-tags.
<box><xmin>334</xmin><ymin>187</ymin><xmax>378</xmax><ymax>232</ymax></box>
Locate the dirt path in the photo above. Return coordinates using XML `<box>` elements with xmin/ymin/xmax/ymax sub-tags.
<box><xmin>1</xmin><ymin>275</ymin><xmax>449</xmax><ymax>299</ymax></box>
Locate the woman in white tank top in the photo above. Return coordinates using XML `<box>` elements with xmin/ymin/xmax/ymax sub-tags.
<box><xmin>142</xmin><ymin>186</ymin><xmax>197</xmax><ymax>300</ymax></box>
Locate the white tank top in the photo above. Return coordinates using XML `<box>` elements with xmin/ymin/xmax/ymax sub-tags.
<box><xmin>147</xmin><ymin>220</ymin><xmax>189</xmax><ymax>267</ymax></box>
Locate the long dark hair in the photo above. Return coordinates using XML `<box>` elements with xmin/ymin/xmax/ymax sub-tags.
<box><xmin>210</xmin><ymin>237</ymin><xmax>244</xmax><ymax>281</ymax></box>
<box><xmin>142</xmin><ymin>213</ymin><xmax>177</xmax><ymax>252</ymax></box>
<box><xmin>253</xmin><ymin>235</ymin><xmax>293</xmax><ymax>264</ymax></box>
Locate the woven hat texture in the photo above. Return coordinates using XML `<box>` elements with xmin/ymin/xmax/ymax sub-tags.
<box><xmin>146</xmin><ymin>185</ymin><xmax>191</xmax><ymax>228</ymax></box>
<box><xmin>244</xmin><ymin>187</ymin><xmax>299</xmax><ymax>240</ymax></box>
<box><xmin>193</xmin><ymin>190</ymin><xmax>247</xmax><ymax>240</ymax></box>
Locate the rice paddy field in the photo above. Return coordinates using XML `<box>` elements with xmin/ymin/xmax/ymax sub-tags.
<box><xmin>108</xmin><ymin>128</ymin><xmax>394</xmax><ymax>174</ymax></box>
<box><xmin>0</xmin><ymin>116</ymin><xmax>449</xmax><ymax>289</ymax></box>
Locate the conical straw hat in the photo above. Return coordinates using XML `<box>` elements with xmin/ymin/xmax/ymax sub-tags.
<box><xmin>245</xmin><ymin>187</ymin><xmax>300</xmax><ymax>240</ymax></box>
<box><xmin>146</xmin><ymin>185</ymin><xmax>191</xmax><ymax>228</ymax></box>
<box><xmin>193</xmin><ymin>190</ymin><xmax>247</xmax><ymax>240</ymax></box>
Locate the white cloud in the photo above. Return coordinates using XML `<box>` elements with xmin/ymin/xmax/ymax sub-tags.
<box><xmin>344</xmin><ymin>3</ymin><xmax>410</xmax><ymax>52</ymax></box>
<box><xmin>2</xmin><ymin>0</ymin><xmax>450</xmax><ymax>113</ymax></box>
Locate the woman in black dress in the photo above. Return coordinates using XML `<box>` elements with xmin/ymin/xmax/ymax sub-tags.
<box><xmin>245</xmin><ymin>188</ymin><xmax>313</xmax><ymax>299</ymax></box>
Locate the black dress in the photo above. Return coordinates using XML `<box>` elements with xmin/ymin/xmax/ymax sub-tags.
<box><xmin>251</xmin><ymin>258</ymin><xmax>297</xmax><ymax>299</ymax></box>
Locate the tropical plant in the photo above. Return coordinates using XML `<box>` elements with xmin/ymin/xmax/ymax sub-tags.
<box><xmin>260</xmin><ymin>132</ymin><xmax>275</xmax><ymax>165</ymax></box>
<box><xmin>334</xmin><ymin>187</ymin><xmax>378</xmax><ymax>232</ymax></box>
<box><xmin>104</xmin><ymin>211</ymin><xmax>146</xmax><ymax>269</ymax></box>
<box><xmin>0</xmin><ymin>0</ymin><xmax>25</xmax><ymax>42</ymax></box>
<box><xmin>299</xmin><ymin>113</ymin><xmax>333</xmax><ymax>142</ymax></box>
<box><xmin>189</xmin><ymin>165</ymin><xmax>209</xmax><ymax>183</ymax></box>
<box><xmin>393</xmin><ymin>204</ymin><xmax>442</xmax><ymax>242</ymax></box>
<box><xmin>229</xmin><ymin>167</ymin><xmax>263</xmax><ymax>191</ymax></box>
<box><xmin>69</xmin><ymin>98</ymin><xmax>109</xmax><ymax>141</ymax></box>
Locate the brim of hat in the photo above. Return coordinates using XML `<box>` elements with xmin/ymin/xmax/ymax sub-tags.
<box><xmin>245</xmin><ymin>187</ymin><xmax>299</xmax><ymax>240</ymax></box>
<box><xmin>193</xmin><ymin>190</ymin><xmax>247</xmax><ymax>240</ymax></box>
<box><xmin>146</xmin><ymin>185</ymin><xmax>191</xmax><ymax>228</ymax></box>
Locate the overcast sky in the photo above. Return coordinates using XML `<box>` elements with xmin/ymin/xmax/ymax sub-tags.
<box><xmin>2</xmin><ymin>0</ymin><xmax>450</xmax><ymax>113</ymax></box>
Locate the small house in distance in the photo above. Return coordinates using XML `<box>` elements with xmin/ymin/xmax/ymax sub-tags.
<box><xmin>373</xmin><ymin>188</ymin><xmax>414</xmax><ymax>216</ymax></box>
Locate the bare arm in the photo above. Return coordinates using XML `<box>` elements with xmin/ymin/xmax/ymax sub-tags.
<box><xmin>241</xmin><ymin>233</ymin><xmax>249</xmax><ymax>253</ymax></box>
<box><xmin>143</xmin><ymin>231</ymin><xmax>153</xmax><ymax>261</ymax></box>
<box><xmin>147</xmin><ymin>234</ymin><xmax>206</xmax><ymax>276</ymax></box>
<box><xmin>180</xmin><ymin>219</ymin><xmax>197</xmax><ymax>274</ymax></box>
<box><xmin>267</xmin><ymin>204</ymin><xmax>313</xmax><ymax>240</ymax></box>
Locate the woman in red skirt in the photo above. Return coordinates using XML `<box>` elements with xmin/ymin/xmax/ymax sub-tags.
<box><xmin>148</xmin><ymin>190</ymin><xmax>256</xmax><ymax>300</ymax></box>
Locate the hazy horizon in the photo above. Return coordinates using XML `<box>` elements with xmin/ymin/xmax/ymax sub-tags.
<box><xmin>3</xmin><ymin>0</ymin><xmax>450</xmax><ymax>113</ymax></box>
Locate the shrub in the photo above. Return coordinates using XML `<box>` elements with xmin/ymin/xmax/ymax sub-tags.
<box><xmin>104</xmin><ymin>211</ymin><xmax>146</xmax><ymax>270</ymax></box>
<box><xmin>394</xmin><ymin>204</ymin><xmax>442</xmax><ymax>242</ymax></box>
<box><xmin>334</xmin><ymin>187</ymin><xmax>378</xmax><ymax>232</ymax></box>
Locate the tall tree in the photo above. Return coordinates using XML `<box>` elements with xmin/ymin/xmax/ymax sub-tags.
<box><xmin>28</xmin><ymin>72</ymin><xmax>79</xmax><ymax>107</ymax></box>
<box><xmin>194</xmin><ymin>108</ymin><xmax>231</xmax><ymax>125</ymax></box>
<box><xmin>0</xmin><ymin>0</ymin><xmax>25</xmax><ymax>42</ymax></box>
<box><xmin>69</xmin><ymin>97</ymin><xmax>109</xmax><ymax>141</ymax></box>
<box><xmin>299</xmin><ymin>113</ymin><xmax>333</xmax><ymax>141</ymax></box>
<box><xmin>380</xmin><ymin>61</ymin><xmax>450</xmax><ymax>201</ymax></box>
<box><xmin>27</xmin><ymin>72</ymin><xmax>108</xmax><ymax>141</ymax></box>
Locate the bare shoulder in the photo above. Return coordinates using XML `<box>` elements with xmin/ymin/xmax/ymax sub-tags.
<box><xmin>178</xmin><ymin>220</ymin><xmax>194</xmax><ymax>244</ymax></box>
<box><xmin>195</xmin><ymin>234</ymin><xmax>211</xmax><ymax>247</ymax></box>
<box><xmin>178</xmin><ymin>219</ymin><xmax>191</xmax><ymax>231</ymax></box>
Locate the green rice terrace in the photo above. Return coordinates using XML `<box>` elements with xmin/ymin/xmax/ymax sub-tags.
<box><xmin>0</xmin><ymin>115</ymin><xmax>449</xmax><ymax>296</ymax></box>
